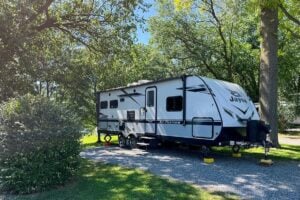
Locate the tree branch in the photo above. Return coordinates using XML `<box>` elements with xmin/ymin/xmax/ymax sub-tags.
<box><xmin>171</xmin><ymin>32</ymin><xmax>220</xmax><ymax>79</ymax></box>
<box><xmin>27</xmin><ymin>0</ymin><xmax>54</xmax><ymax>22</ymax></box>
<box><xmin>284</xmin><ymin>26</ymin><xmax>300</xmax><ymax>39</ymax></box>
<box><xmin>206</xmin><ymin>0</ymin><xmax>233</xmax><ymax>81</ymax></box>
<box><xmin>279</xmin><ymin>4</ymin><xmax>300</xmax><ymax>26</ymax></box>
<box><xmin>56</xmin><ymin>26</ymin><xmax>96</xmax><ymax>52</ymax></box>
<box><xmin>34</xmin><ymin>18</ymin><xmax>57</xmax><ymax>31</ymax></box>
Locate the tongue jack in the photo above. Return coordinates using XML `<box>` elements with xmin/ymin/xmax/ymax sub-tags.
<box><xmin>260</xmin><ymin>138</ymin><xmax>273</xmax><ymax>166</ymax></box>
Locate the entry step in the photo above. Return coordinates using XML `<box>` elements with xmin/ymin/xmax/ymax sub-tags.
<box><xmin>140</xmin><ymin>136</ymin><xmax>157</xmax><ymax>140</ymax></box>
<box><xmin>137</xmin><ymin>142</ymin><xmax>150</xmax><ymax>146</ymax></box>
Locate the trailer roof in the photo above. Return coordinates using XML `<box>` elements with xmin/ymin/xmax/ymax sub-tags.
<box><xmin>97</xmin><ymin>75</ymin><xmax>194</xmax><ymax>93</ymax></box>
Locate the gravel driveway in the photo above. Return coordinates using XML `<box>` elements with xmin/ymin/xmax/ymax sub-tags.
<box><xmin>81</xmin><ymin>146</ymin><xmax>300</xmax><ymax>200</ymax></box>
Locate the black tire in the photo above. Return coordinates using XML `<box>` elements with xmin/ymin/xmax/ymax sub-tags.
<box><xmin>104</xmin><ymin>134</ymin><xmax>112</xmax><ymax>143</ymax></box>
<box><xmin>118</xmin><ymin>134</ymin><xmax>126</xmax><ymax>148</ymax></box>
<box><xmin>232</xmin><ymin>144</ymin><xmax>240</xmax><ymax>153</ymax></box>
<box><xmin>128</xmin><ymin>135</ymin><xmax>137</xmax><ymax>149</ymax></box>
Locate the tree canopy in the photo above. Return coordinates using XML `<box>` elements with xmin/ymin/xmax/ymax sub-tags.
<box><xmin>0</xmin><ymin>0</ymin><xmax>144</xmax><ymax>102</ymax></box>
<box><xmin>0</xmin><ymin>0</ymin><xmax>299</xmax><ymax>131</ymax></box>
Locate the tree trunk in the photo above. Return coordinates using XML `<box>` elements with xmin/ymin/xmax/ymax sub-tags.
<box><xmin>39</xmin><ymin>81</ymin><xmax>42</xmax><ymax>95</ymax></box>
<box><xmin>259</xmin><ymin>7</ymin><xmax>279</xmax><ymax>146</ymax></box>
<box><xmin>46</xmin><ymin>81</ymin><xmax>50</xmax><ymax>98</ymax></box>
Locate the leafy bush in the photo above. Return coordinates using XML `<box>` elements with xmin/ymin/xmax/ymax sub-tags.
<box><xmin>278</xmin><ymin>102</ymin><xmax>296</xmax><ymax>132</ymax></box>
<box><xmin>0</xmin><ymin>95</ymin><xmax>82</xmax><ymax>194</ymax></box>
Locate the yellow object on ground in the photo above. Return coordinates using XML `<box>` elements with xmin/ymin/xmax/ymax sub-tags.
<box><xmin>203</xmin><ymin>157</ymin><xmax>214</xmax><ymax>164</ymax></box>
<box><xmin>259</xmin><ymin>159</ymin><xmax>273</xmax><ymax>165</ymax></box>
<box><xmin>232</xmin><ymin>153</ymin><xmax>242</xmax><ymax>158</ymax></box>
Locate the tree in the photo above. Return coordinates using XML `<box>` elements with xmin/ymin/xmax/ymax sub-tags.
<box><xmin>259</xmin><ymin>2</ymin><xmax>279</xmax><ymax>146</ymax></box>
<box><xmin>0</xmin><ymin>0</ymin><xmax>145</xmax><ymax>102</ymax></box>
<box><xmin>277</xmin><ymin>0</ymin><xmax>300</xmax><ymax>116</ymax></box>
<box><xmin>151</xmin><ymin>0</ymin><xmax>260</xmax><ymax>99</ymax></box>
<box><xmin>169</xmin><ymin>0</ymin><xmax>300</xmax><ymax>146</ymax></box>
<box><xmin>259</xmin><ymin>0</ymin><xmax>300</xmax><ymax>146</ymax></box>
<box><xmin>0</xmin><ymin>0</ymin><xmax>147</xmax><ymax>128</ymax></box>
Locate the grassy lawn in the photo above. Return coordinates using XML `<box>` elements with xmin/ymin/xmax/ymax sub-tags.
<box><xmin>212</xmin><ymin>133</ymin><xmax>300</xmax><ymax>161</ymax></box>
<box><xmin>82</xmin><ymin>134</ymin><xmax>300</xmax><ymax>161</ymax></box>
<box><xmin>7</xmin><ymin>134</ymin><xmax>237</xmax><ymax>200</ymax></box>
<box><xmin>14</xmin><ymin>160</ymin><xmax>237</xmax><ymax>200</ymax></box>
<box><xmin>8</xmin><ymin>134</ymin><xmax>299</xmax><ymax>200</ymax></box>
<box><xmin>212</xmin><ymin>144</ymin><xmax>300</xmax><ymax>161</ymax></box>
<box><xmin>80</xmin><ymin>134</ymin><xmax>118</xmax><ymax>148</ymax></box>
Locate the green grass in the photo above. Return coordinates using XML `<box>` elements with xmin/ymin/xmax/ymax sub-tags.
<box><xmin>81</xmin><ymin>134</ymin><xmax>300</xmax><ymax>161</ymax></box>
<box><xmin>80</xmin><ymin>134</ymin><xmax>118</xmax><ymax>148</ymax></box>
<box><xmin>14</xmin><ymin>160</ymin><xmax>237</xmax><ymax>200</ymax></box>
<box><xmin>212</xmin><ymin>144</ymin><xmax>300</xmax><ymax>161</ymax></box>
<box><xmin>9</xmin><ymin>134</ymin><xmax>298</xmax><ymax>200</ymax></box>
<box><xmin>82</xmin><ymin>134</ymin><xmax>300</xmax><ymax>160</ymax></box>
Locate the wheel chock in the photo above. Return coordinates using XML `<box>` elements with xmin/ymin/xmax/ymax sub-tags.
<box><xmin>232</xmin><ymin>153</ymin><xmax>242</xmax><ymax>158</ymax></box>
<box><xmin>259</xmin><ymin>159</ymin><xmax>273</xmax><ymax>166</ymax></box>
<box><xmin>203</xmin><ymin>157</ymin><xmax>214</xmax><ymax>164</ymax></box>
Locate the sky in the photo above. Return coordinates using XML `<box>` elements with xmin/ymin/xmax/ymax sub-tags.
<box><xmin>136</xmin><ymin>0</ymin><xmax>157</xmax><ymax>44</ymax></box>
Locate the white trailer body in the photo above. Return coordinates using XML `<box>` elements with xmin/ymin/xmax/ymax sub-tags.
<box><xmin>96</xmin><ymin>75</ymin><xmax>267</xmax><ymax>146</ymax></box>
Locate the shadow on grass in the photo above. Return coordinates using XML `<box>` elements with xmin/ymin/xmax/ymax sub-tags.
<box><xmin>210</xmin><ymin>191</ymin><xmax>239</xmax><ymax>200</ymax></box>
<box><xmin>81</xmin><ymin>141</ymin><xmax>102</xmax><ymax>149</ymax></box>
<box><xmin>15</xmin><ymin>160</ymin><xmax>232</xmax><ymax>200</ymax></box>
<box><xmin>81</xmin><ymin>141</ymin><xmax>119</xmax><ymax>149</ymax></box>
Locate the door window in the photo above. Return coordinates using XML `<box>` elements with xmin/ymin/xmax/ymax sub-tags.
<box><xmin>147</xmin><ymin>90</ymin><xmax>154</xmax><ymax>107</ymax></box>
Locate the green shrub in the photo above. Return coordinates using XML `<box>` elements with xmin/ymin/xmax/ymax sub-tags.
<box><xmin>0</xmin><ymin>95</ymin><xmax>82</xmax><ymax>194</ymax></box>
<box><xmin>278</xmin><ymin>102</ymin><xmax>296</xmax><ymax>132</ymax></box>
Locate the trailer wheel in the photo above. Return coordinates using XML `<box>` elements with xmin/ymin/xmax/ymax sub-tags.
<box><xmin>128</xmin><ymin>135</ymin><xmax>137</xmax><ymax>149</ymax></box>
<box><xmin>118</xmin><ymin>134</ymin><xmax>126</xmax><ymax>148</ymax></box>
<box><xmin>232</xmin><ymin>144</ymin><xmax>240</xmax><ymax>153</ymax></box>
<box><xmin>104</xmin><ymin>134</ymin><xmax>112</xmax><ymax>143</ymax></box>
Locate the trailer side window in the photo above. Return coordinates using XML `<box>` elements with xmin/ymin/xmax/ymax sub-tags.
<box><xmin>100</xmin><ymin>101</ymin><xmax>108</xmax><ymax>109</ymax></box>
<box><xmin>127</xmin><ymin>111</ymin><xmax>135</xmax><ymax>121</ymax></box>
<box><xmin>147</xmin><ymin>90</ymin><xmax>154</xmax><ymax>107</ymax></box>
<box><xmin>110</xmin><ymin>100</ymin><xmax>118</xmax><ymax>109</ymax></box>
<box><xmin>166</xmin><ymin>96</ymin><xmax>183</xmax><ymax>112</ymax></box>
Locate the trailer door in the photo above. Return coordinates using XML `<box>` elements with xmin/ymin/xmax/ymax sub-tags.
<box><xmin>145</xmin><ymin>87</ymin><xmax>157</xmax><ymax>134</ymax></box>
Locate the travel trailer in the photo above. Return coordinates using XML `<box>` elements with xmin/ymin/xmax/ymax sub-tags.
<box><xmin>96</xmin><ymin>75</ymin><xmax>270</xmax><ymax>152</ymax></box>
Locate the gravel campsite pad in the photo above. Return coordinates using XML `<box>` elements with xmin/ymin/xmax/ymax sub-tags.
<box><xmin>81</xmin><ymin>146</ymin><xmax>300</xmax><ymax>200</ymax></box>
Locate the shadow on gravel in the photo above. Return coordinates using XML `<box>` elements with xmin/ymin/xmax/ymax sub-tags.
<box><xmin>81</xmin><ymin>145</ymin><xmax>300</xmax><ymax>200</ymax></box>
